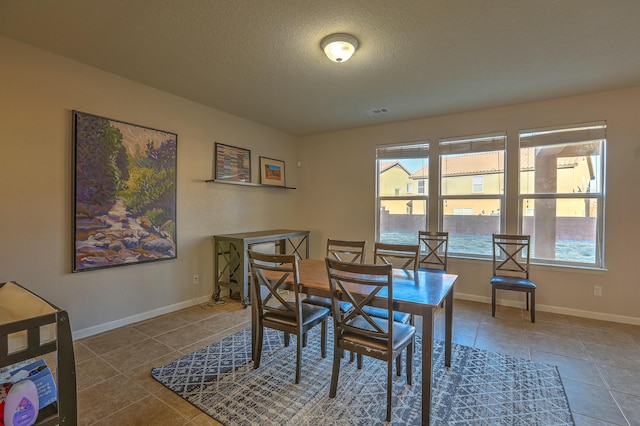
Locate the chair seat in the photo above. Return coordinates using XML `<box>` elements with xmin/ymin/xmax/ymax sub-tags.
<box><xmin>264</xmin><ymin>303</ymin><xmax>330</xmax><ymax>328</ymax></box>
<box><xmin>343</xmin><ymin>316</ymin><xmax>416</xmax><ymax>352</ymax></box>
<box><xmin>490</xmin><ymin>275</ymin><xmax>536</xmax><ymax>289</ymax></box>
<box><xmin>303</xmin><ymin>295</ymin><xmax>353</xmax><ymax>313</ymax></box>
<box><xmin>362</xmin><ymin>305</ymin><xmax>412</xmax><ymax>324</ymax></box>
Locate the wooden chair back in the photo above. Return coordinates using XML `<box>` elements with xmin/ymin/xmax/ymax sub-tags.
<box><xmin>492</xmin><ymin>234</ymin><xmax>530</xmax><ymax>279</ymax></box>
<box><xmin>418</xmin><ymin>231</ymin><xmax>449</xmax><ymax>272</ymax></box>
<box><xmin>325</xmin><ymin>258</ymin><xmax>394</xmax><ymax>343</ymax></box>
<box><xmin>248</xmin><ymin>251</ymin><xmax>301</xmax><ymax>322</ymax></box>
<box><xmin>373</xmin><ymin>242</ymin><xmax>420</xmax><ymax>272</ymax></box>
<box><xmin>326</xmin><ymin>239</ymin><xmax>367</xmax><ymax>264</ymax></box>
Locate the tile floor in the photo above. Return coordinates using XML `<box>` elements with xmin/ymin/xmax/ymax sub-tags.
<box><xmin>58</xmin><ymin>298</ymin><xmax>639</xmax><ymax>425</ymax></box>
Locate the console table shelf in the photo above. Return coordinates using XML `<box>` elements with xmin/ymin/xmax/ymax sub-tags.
<box><xmin>212</xmin><ymin>229</ymin><xmax>310</xmax><ymax>307</ymax></box>
<box><xmin>205</xmin><ymin>179</ymin><xmax>296</xmax><ymax>189</ymax></box>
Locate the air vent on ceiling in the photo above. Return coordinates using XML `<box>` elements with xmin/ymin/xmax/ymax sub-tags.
<box><xmin>369</xmin><ymin>107</ymin><xmax>390</xmax><ymax>115</ymax></box>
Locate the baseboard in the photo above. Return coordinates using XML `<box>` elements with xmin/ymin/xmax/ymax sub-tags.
<box><xmin>74</xmin><ymin>292</ymin><xmax>640</xmax><ymax>340</ymax></box>
<box><xmin>73</xmin><ymin>294</ymin><xmax>213</xmax><ymax>340</ymax></box>
<box><xmin>454</xmin><ymin>292</ymin><xmax>640</xmax><ymax>326</ymax></box>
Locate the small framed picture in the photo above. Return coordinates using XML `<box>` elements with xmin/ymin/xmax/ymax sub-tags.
<box><xmin>215</xmin><ymin>142</ymin><xmax>251</xmax><ymax>182</ymax></box>
<box><xmin>259</xmin><ymin>156</ymin><xmax>286</xmax><ymax>187</ymax></box>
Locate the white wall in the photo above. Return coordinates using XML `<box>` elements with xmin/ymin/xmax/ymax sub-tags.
<box><xmin>297</xmin><ymin>87</ymin><xmax>640</xmax><ymax>324</ymax></box>
<box><xmin>0</xmin><ymin>36</ymin><xmax>299</xmax><ymax>337</ymax></box>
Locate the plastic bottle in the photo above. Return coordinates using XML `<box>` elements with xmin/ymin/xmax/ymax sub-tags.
<box><xmin>3</xmin><ymin>379</ymin><xmax>39</xmax><ymax>426</ymax></box>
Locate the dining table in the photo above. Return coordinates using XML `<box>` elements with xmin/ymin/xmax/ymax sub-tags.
<box><xmin>254</xmin><ymin>258</ymin><xmax>457</xmax><ymax>425</ymax></box>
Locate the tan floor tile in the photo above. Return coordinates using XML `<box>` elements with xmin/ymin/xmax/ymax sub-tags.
<box><xmin>611</xmin><ymin>391</ymin><xmax>640</xmax><ymax>425</ymax></box>
<box><xmin>154</xmin><ymin>385</ymin><xmax>204</xmax><ymax>419</ymax></box>
<box><xmin>598</xmin><ymin>364</ymin><xmax>640</xmax><ymax>395</ymax></box>
<box><xmin>80</xmin><ymin>326</ymin><xmax>149</xmax><ymax>355</ymax></box>
<box><xmin>474</xmin><ymin>337</ymin><xmax>531</xmax><ymax>359</ymax></box>
<box><xmin>127</xmin><ymin>352</ymin><xmax>184</xmax><ymax>393</ymax></box>
<box><xmin>93</xmin><ymin>395</ymin><xmax>189</xmax><ymax>426</ymax></box>
<box><xmin>531</xmin><ymin>351</ymin><xmax>604</xmax><ymax>386</ymax></box>
<box><xmin>77</xmin><ymin>374</ymin><xmax>149</xmax><ymax>426</ymax></box>
<box><xmin>563</xmin><ymin>379</ymin><xmax>628</xmax><ymax>425</ymax></box>
<box><xmin>132</xmin><ymin>314</ymin><xmax>192</xmax><ymax>337</ymax></box>
<box><xmin>101</xmin><ymin>338</ymin><xmax>174</xmax><ymax>371</ymax></box>
<box><xmin>188</xmin><ymin>412</ymin><xmax>224</xmax><ymax>425</ymax></box>
<box><xmin>526</xmin><ymin>333</ymin><xmax>590</xmax><ymax>360</ymax></box>
<box><xmin>154</xmin><ymin>323</ymin><xmax>222</xmax><ymax>351</ymax></box>
<box><xmin>76</xmin><ymin>356</ymin><xmax>120</xmax><ymax>391</ymax></box>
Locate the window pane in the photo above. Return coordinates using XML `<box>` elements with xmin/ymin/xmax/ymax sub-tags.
<box><xmin>443</xmin><ymin>199</ymin><xmax>501</xmax><ymax>256</ymax></box>
<box><xmin>378</xmin><ymin>159</ymin><xmax>428</xmax><ymax>196</ymax></box>
<box><xmin>520</xmin><ymin>141</ymin><xmax>603</xmax><ymax>195</ymax></box>
<box><xmin>379</xmin><ymin>199</ymin><xmax>426</xmax><ymax>244</ymax></box>
<box><xmin>441</xmin><ymin>151</ymin><xmax>504</xmax><ymax>196</ymax></box>
<box><xmin>521</xmin><ymin>198</ymin><xmax>598</xmax><ymax>264</ymax></box>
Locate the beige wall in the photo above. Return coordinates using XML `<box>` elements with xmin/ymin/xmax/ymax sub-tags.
<box><xmin>2</xmin><ymin>34</ymin><xmax>639</xmax><ymax>337</ymax></box>
<box><xmin>0</xmin><ymin>36</ymin><xmax>299</xmax><ymax>337</ymax></box>
<box><xmin>297</xmin><ymin>87</ymin><xmax>640</xmax><ymax>324</ymax></box>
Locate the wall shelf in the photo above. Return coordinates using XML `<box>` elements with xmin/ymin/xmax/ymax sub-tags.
<box><xmin>205</xmin><ymin>179</ymin><xmax>296</xmax><ymax>189</ymax></box>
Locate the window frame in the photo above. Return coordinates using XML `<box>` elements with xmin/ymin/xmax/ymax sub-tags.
<box><xmin>439</xmin><ymin>133</ymin><xmax>507</xmax><ymax>259</ymax></box>
<box><xmin>375</xmin><ymin>142</ymin><xmax>430</xmax><ymax>244</ymax></box>
<box><xmin>518</xmin><ymin>122</ymin><xmax>606</xmax><ymax>268</ymax></box>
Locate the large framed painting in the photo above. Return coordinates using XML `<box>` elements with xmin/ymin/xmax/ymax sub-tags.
<box><xmin>215</xmin><ymin>142</ymin><xmax>251</xmax><ymax>183</ymax></box>
<box><xmin>72</xmin><ymin>111</ymin><xmax>178</xmax><ymax>272</ymax></box>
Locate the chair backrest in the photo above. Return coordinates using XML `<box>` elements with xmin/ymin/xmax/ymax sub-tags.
<box><xmin>418</xmin><ymin>231</ymin><xmax>449</xmax><ymax>271</ymax></box>
<box><xmin>248</xmin><ymin>251</ymin><xmax>301</xmax><ymax>320</ymax></box>
<box><xmin>373</xmin><ymin>242</ymin><xmax>420</xmax><ymax>272</ymax></box>
<box><xmin>325</xmin><ymin>258</ymin><xmax>394</xmax><ymax>342</ymax></box>
<box><xmin>326</xmin><ymin>239</ymin><xmax>367</xmax><ymax>264</ymax></box>
<box><xmin>492</xmin><ymin>234</ymin><xmax>530</xmax><ymax>279</ymax></box>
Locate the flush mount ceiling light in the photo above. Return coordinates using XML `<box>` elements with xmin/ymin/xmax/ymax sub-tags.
<box><xmin>320</xmin><ymin>33</ymin><xmax>359</xmax><ymax>63</ymax></box>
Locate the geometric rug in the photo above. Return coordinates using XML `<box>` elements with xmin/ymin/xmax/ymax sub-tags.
<box><xmin>152</xmin><ymin>325</ymin><xmax>574</xmax><ymax>425</ymax></box>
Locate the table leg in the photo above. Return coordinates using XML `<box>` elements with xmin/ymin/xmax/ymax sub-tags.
<box><xmin>445</xmin><ymin>288</ymin><xmax>453</xmax><ymax>367</ymax></box>
<box><xmin>422</xmin><ymin>306</ymin><xmax>435</xmax><ymax>426</ymax></box>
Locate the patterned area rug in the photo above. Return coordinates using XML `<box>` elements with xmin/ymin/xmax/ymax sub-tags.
<box><xmin>152</xmin><ymin>325</ymin><xmax>574</xmax><ymax>425</ymax></box>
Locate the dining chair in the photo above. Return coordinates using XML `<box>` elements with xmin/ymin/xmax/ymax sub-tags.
<box><xmin>364</xmin><ymin>242</ymin><xmax>419</xmax><ymax>326</ymax></box>
<box><xmin>248</xmin><ymin>250</ymin><xmax>330</xmax><ymax>384</ymax></box>
<box><xmin>302</xmin><ymin>239</ymin><xmax>365</xmax><ymax>313</ymax></box>
<box><xmin>418</xmin><ymin>231</ymin><xmax>449</xmax><ymax>273</ymax></box>
<box><xmin>490</xmin><ymin>234</ymin><xmax>536</xmax><ymax>322</ymax></box>
<box><xmin>374</xmin><ymin>242</ymin><xmax>420</xmax><ymax>272</ymax></box>
<box><xmin>325</xmin><ymin>258</ymin><xmax>416</xmax><ymax>422</ymax></box>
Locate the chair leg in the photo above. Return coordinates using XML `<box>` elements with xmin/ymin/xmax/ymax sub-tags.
<box><xmin>530</xmin><ymin>290</ymin><xmax>535</xmax><ymax>323</ymax></box>
<box><xmin>329</xmin><ymin>344</ymin><xmax>341</xmax><ymax>398</ymax></box>
<box><xmin>526</xmin><ymin>292</ymin><xmax>530</xmax><ymax>311</ymax></box>
<box><xmin>357</xmin><ymin>353</ymin><xmax>363</xmax><ymax>369</ymax></box>
<box><xmin>491</xmin><ymin>285</ymin><xmax>496</xmax><ymax>317</ymax></box>
<box><xmin>302</xmin><ymin>332</ymin><xmax>308</xmax><ymax>347</ymax></box>
<box><xmin>284</xmin><ymin>332</ymin><xmax>290</xmax><ymax>347</ymax></box>
<box><xmin>320</xmin><ymin>320</ymin><xmax>327</xmax><ymax>358</ymax></box>
<box><xmin>396</xmin><ymin>353</ymin><xmax>402</xmax><ymax>376</ymax></box>
<box><xmin>406</xmin><ymin>341</ymin><xmax>413</xmax><ymax>386</ymax></box>
<box><xmin>386</xmin><ymin>358</ymin><xmax>393</xmax><ymax>422</ymax></box>
<box><xmin>254</xmin><ymin>325</ymin><xmax>263</xmax><ymax>369</ymax></box>
<box><xmin>295</xmin><ymin>334</ymin><xmax>302</xmax><ymax>384</ymax></box>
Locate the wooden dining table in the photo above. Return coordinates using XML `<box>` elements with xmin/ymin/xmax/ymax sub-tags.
<box><xmin>253</xmin><ymin>258</ymin><xmax>457</xmax><ymax>425</ymax></box>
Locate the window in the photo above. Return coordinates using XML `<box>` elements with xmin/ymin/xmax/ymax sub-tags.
<box><xmin>519</xmin><ymin>122</ymin><xmax>606</xmax><ymax>267</ymax></box>
<box><xmin>376</xmin><ymin>142</ymin><xmax>429</xmax><ymax>244</ymax></box>
<box><xmin>440</xmin><ymin>134</ymin><xmax>506</xmax><ymax>257</ymax></box>
<box><xmin>472</xmin><ymin>176</ymin><xmax>483</xmax><ymax>193</ymax></box>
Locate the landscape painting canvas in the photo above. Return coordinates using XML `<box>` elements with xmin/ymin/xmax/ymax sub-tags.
<box><xmin>73</xmin><ymin>111</ymin><xmax>177</xmax><ymax>272</ymax></box>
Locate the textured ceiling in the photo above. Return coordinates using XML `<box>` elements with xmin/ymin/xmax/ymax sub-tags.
<box><xmin>1</xmin><ymin>0</ymin><xmax>640</xmax><ymax>136</ymax></box>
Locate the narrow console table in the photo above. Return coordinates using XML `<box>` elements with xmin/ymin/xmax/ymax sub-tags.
<box><xmin>212</xmin><ymin>229</ymin><xmax>310</xmax><ymax>307</ymax></box>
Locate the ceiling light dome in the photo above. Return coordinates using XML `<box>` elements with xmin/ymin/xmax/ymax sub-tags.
<box><xmin>320</xmin><ymin>33</ymin><xmax>359</xmax><ymax>63</ymax></box>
